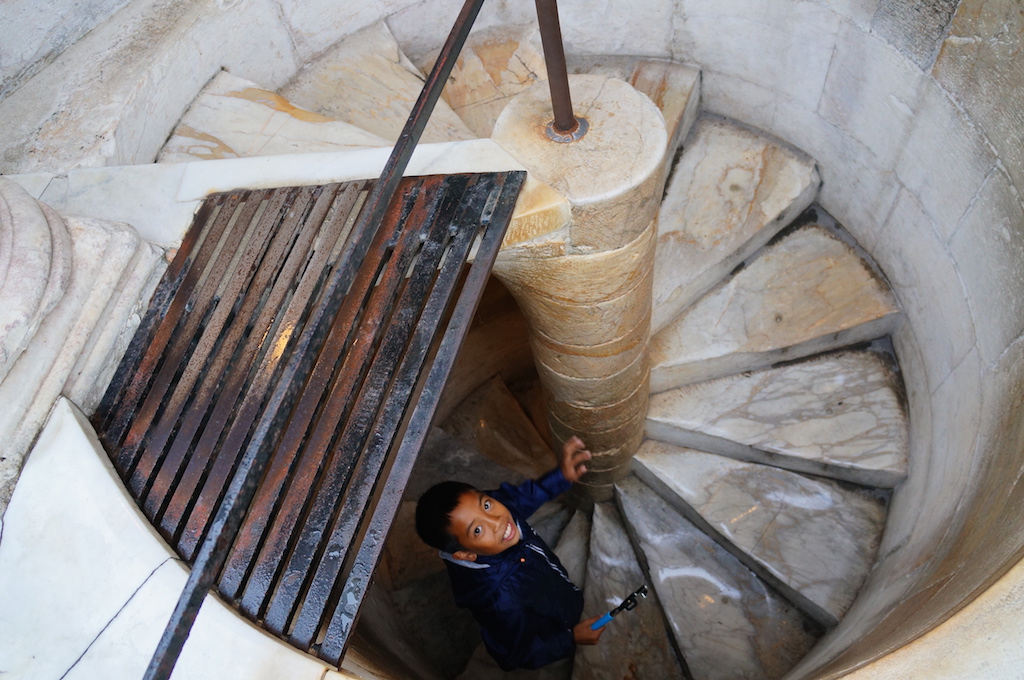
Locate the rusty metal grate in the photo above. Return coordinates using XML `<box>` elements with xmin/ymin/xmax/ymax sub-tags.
<box><xmin>91</xmin><ymin>171</ymin><xmax>524</xmax><ymax>665</ymax></box>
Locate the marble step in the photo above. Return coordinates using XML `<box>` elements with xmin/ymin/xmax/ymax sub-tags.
<box><xmin>279</xmin><ymin>21</ymin><xmax>476</xmax><ymax>144</ymax></box>
<box><xmin>441</xmin><ymin>374</ymin><xmax>558</xmax><ymax>480</ymax></box>
<box><xmin>573</xmin><ymin>502</ymin><xmax>686</xmax><ymax>680</ymax></box>
<box><xmin>646</xmin><ymin>350</ymin><xmax>908</xmax><ymax>488</ymax></box>
<box><xmin>652</xmin><ymin>118</ymin><xmax>820</xmax><ymax>334</ymax></box>
<box><xmin>0</xmin><ymin>215</ymin><xmax>158</xmax><ymax>516</ymax></box>
<box><xmin>414</xmin><ymin>25</ymin><xmax>548</xmax><ymax>139</ymax></box>
<box><xmin>157</xmin><ymin>70</ymin><xmax>389</xmax><ymax>162</ymax></box>
<box><xmin>615</xmin><ymin>475</ymin><xmax>820</xmax><ymax>680</ymax></box>
<box><xmin>629</xmin><ymin>59</ymin><xmax>701</xmax><ymax>175</ymax></box>
<box><xmin>650</xmin><ymin>223</ymin><xmax>902</xmax><ymax>392</ymax></box>
<box><xmin>633</xmin><ymin>441</ymin><xmax>887</xmax><ymax>627</ymax></box>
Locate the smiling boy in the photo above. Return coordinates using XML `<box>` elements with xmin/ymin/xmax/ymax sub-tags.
<box><xmin>414</xmin><ymin>436</ymin><xmax>605</xmax><ymax>670</ymax></box>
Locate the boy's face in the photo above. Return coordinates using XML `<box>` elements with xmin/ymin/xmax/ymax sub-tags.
<box><xmin>447</xmin><ymin>490</ymin><xmax>521</xmax><ymax>558</ymax></box>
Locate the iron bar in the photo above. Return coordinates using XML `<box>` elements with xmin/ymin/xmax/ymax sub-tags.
<box><xmin>535</xmin><ymin>0</ymin><xmax>577</xmax><ymax>135</ymax></box>
<box><xmin>141</xmin><ymin>0</ymin><xmax>489</xmax><ymax>676</ymax></box>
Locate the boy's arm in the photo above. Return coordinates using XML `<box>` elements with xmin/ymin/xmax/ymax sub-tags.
<box><xmin>494</xmin><ymin>437</ymin><xmax>592</xmax><ymax>518</ymax></box>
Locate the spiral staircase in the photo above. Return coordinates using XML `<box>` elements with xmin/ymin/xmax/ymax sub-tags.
<box><xmin>78</xmin><ymin>19</ymin><xmax>911</xmax><ymax>680</ymax></box>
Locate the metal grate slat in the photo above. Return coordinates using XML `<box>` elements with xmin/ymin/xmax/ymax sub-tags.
<box><xmin>91</xmin><ymin>171</ymin><xmax>525</xmax><ymax>668</ymax></box>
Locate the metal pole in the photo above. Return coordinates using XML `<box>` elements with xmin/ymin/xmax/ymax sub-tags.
<box><xmin>535</xmin><ymin>0</ymin><xmax>578</xmax><ymax>135</ymax></box>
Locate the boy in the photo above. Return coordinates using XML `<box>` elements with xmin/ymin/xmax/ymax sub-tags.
<box><xmin>415</xmin><ymin>436</ymin><xmax>605</xmax><ymax>671</ymax></box>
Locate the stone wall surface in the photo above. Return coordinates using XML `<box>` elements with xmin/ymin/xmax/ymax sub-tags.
<box><xmin>1</xmin><ymin>0</ymin><xmax>1024</xmax><ymax>676</ymax></box>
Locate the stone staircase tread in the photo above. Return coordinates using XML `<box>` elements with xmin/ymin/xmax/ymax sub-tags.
<box><xmin>646</xmin><ymin>350</ymin><xmax>908</xmax><ymax>487</ymax></box>
<box><xmin>633</xmin><ymin>441</ymin><xmax>886</xmax><ymax>622</ymax></box>
<box><xmin>650</xmin><ymin>224</ymin><xmax>902</xmax><ymax>392</ymax></box>
<box><xmin>64</xmin><ymin>239</ymin><xmax>166</xmax><ymax>415</ymax></box>
<box><xmin>279</xmin><ymin>21</ymin><xmax>476</xmax><ymax>144</ymax></box>
<box><xmin>652</xmin><ymin>117</ymin><xmax>820</xmax><ymax>335</ymax></box>
<box><xmin>616</xmin><ymin>475</ymin><xmax>820</xmax><ymax>680</ymax></box>
<box><xmin>553</xmin><ymin>508</ymin><xmax>591</xmax><ymax>591</ymax></box>
<box><xmin>157</xmin><ymin>70</ymin><xmax>390</xmax><ymax>163</ymax></box>
<box><xmin>629</xmin><ymin>59</ymin><xmax>701</xmax><ymax>178</ymax></box>
<box><xmin>441</xmin><ymin>374</ymin><xmax>557</xmax><ymax>480</ymax></box>
<box><xmin>414</xmin><ymin>25</ymin><xmax>548</xmax><ymax>139</ymax></box>
<box><xmin>574</xmin><ymin>502</ymin><xmax>685</xmax><ymax>680</ymax></box>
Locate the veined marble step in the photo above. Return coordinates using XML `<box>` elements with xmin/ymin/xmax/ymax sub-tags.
<box><xmin>157</xmin><ymin>70</ymin><xmax>389</xmax><ymax>162</ymax></box>
<box><xmin>574</xmin><ymin>502</ymin><xmax>685</xmax><ymax>680</ymax></box>
<box><xmin>615</xmin><ymin>475</ymin><xmax>820</xmax><ymax>680</ymax></box>
<box><xmin>646</xmin><ymin>350</ymin><xmax>908</xmax><ymax>488</ymax></box>
<box><xmin>0</xmin><ymin>215</ymin><xmax>154</xmax><ymax>514</ymax></box>
<box><xmin>652</xmin><ymin>118</ymin><xmax>820</xmax><ymax>334</ymax></box>
<box><xmin>441</xmin><ymin>374</ymin><xmax>557</xmax><ymax>480</ymax></box>
<box><xmin>633</xmin><ymin>441</ymin><xmax>887</xmax><ymax>627</ymax></box>
<box><xmin>629</xmin><ymin>59</ymin><xmax>701</xmax><ymax>172</ymax></box>
<box><xmin>414</xmin><ymin>25</ymin><xmax>548</xmax><ymax>139</ymax></box>
<box><xmin>279</xmin><ymin>21</ymin><xmax>476</xmax><ymax>144</ymax></box>
<box><xmin>650</xmin><ymin>223</ymin><xmax>902</xmax><ymax>392</ymax></box>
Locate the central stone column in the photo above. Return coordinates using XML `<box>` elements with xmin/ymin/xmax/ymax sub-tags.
<box><xmin>491</xmin><ymin>74</ymin><xmax>667</xmax><ymax>500</ymax></box>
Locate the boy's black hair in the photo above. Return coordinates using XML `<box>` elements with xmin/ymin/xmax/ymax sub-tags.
<box><xmin>415</xmin><ymin>480</ymin><xmax>477</xmax><ymax>553</ymax></box>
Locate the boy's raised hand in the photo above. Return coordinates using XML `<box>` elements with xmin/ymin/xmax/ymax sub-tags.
<box><xmin>560</xmin><ymin>436</ymin><xmax>592</xmax><ymax>483</ymax></box>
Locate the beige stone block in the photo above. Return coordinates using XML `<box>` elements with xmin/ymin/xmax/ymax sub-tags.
<box><xmin>550</xmin><ymin>407</ymin><xmax>645</xmax><ymax>453</ymax></box>
<box><xmin>492</xmin><ymin>74</ymin><xmax>667</xmax><ymax>250</ymax></box>
<box><xmin>516</xmin><ymin>267</ymin><xmax>652</xmax><ymax>348</ymax></box>
<box><xmin>530</xmin><ymin>309</ymin><xmax>649</xmax><ymax>377</ymax></box>
<box><xmin>630</xmin><ymin>59</ymin><xmax>701</xmax><ymax>162</ymax></box>
<box><xmin>537</xmin><ymin>349</ymin><xmax>649</xmax><ymax>407</ymax></box>
<box><xmin>549</xmin><ymin>379</ymin><xmax>649</xmax><ymax>434</ymax></box>
<box><xmin>280</xmin><ymin>21</ymin><xmax>475</xmax><ymax>144</ymax></box>
<box><xmin>157</xmin><ymin>70</ymin><xmax>390</xmax><ymax>162</ymax></box>
<box><xmin>417</xmin><ymin>26</ymin><xmax>547</xmax><ymax>138</ymax></box>
<box><xmin>501</xmin><ymin>177</ymin><xmax>570</xmax><ymax>248</ymax></box>
<box><xmin>494</xmin><ymin>218</ymin><xmax>656</xmax><ymax>304</ymax></box>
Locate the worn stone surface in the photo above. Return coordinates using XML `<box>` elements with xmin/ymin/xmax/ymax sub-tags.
<box><xmin>646</xmin><ymin>350</ymin><xmax>908</xmax><ymax>487</ymax></box>
<box><xmin>0</xmin><ymin>215</ymin><xmax>150</xmax><ymax>517</ymax></box>
<box><xmin>494</xmin><ymin>222</ymin><xmax>657</xmax><ymax>494</ymax></box>
<box><xmin>650</xmin><ymin>225</ymin><xmax>902</xmax><ymax>392</ymax></box>
<box><xmin>492</xmin><ymin>74</ymin><xmax>668</xmax><ymax>251</ymax></box>
<box><xmin>634</xmin><ymin>441</ymin><xmax>887</xmax><ymax>622</ymax></box>
<box><xmin>630</xmin><ymin>59</ymin><xmax>701</xmax><ymax>170</ymax></box>
<box><xmin>0</xmin><ymin>179</ymin><xmax>72</xmax><ymax>382</ymax></box>
<box><xmin>442</xmin><ymin>374</ymin><xmax>556</xmax><ymax>480</ymax></box>
<box><xmin>280</xmin><ymin>21</ymin><xmax>475</xmax><ymax>144</ymax></box>
<box><xmin>616</xmin><ymin>476</ymin><xmax>820</xmax><ymax>680</ymax></box>
<box><xmin>157</xmin><ymin>70</ymin><xmax>389</xmax><ymax>162</ymax></box>
<box><xmin>416</xmin><ymin>25</ymin><xmax>547</xmax><ymax>138</ymax></box>
<box><xmin>575</xmin><ymin>502</ymin><xmax>685</xmax><ymax>680</ymax></box>
<box><xmin>871</xmin><ymin>0</ymin><xmax>959</xmax><ymax>70</ymax></box>
<box><xmin>652</xmin><ymin>117</ymin><xmax>820</xmax><ymax>334</ymax></box>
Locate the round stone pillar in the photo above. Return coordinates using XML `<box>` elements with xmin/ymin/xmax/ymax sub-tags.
<box><xmin>491</xmin><ymin>75</ymin><xmax>667</xmax><ymax>500</ymax></box>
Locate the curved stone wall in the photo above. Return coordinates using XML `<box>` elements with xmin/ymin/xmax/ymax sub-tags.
<box><xmin>1</xmin><ymin>0</ymin><xmax>1022</xmax><ymax>678</ymax></box>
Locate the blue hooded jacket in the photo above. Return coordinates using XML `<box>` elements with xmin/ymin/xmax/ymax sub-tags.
<box><xmin>442</xmin><ymin>469</ymin><xmax>583</xmax><ymax>671</ymax></box>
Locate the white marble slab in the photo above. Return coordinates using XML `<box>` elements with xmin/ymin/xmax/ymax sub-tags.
<box><xmin>574</xmin><ymin>503</ymin><xmax>685</xmax><ymax>680</ymax></box>
<box><xmin>647</xmin><ymin>351</ymin><xmax>908</xmax><ymax>487</ymax></box>
<box><xmin>553</xmin><ymin>509</ymin><xmax>592</xmax><ymax>591</ymax></box>
<box><xmin>652</xmin><ymin>117</ymin><xmax>820</xmax><ymax>334</ymax></box>
<box><xmin>8</xmin><ymin>138</ymin><xmax>527</xmax><ymax>246</ymax></box>
<box><xmin>633</xmin><ymin>441</ymin><xmax>886</xmax><ymax>622</ymax></box>
<box><xmin>616</xmin><ymin>475</ymin><xmax>820</xmax><ymax>680</ymax></box>
<box><xmin>629</xmin><ymin>60</ymin><xmax>701</xmax><ymax>170</ymax></box>
<box><xmin>650</xmin><ymin>224</ymin><xmax>902</xmax><ymax>392</ymax></box>
<box><xmin>158</xmin><ymin>70</ymin><xmax>390</xmax><ymax>162</ymax></box>
<box><xmin>280</xmin><ymin>21</ymin><xmax>475</xmax><ymax>144</ymax></box>
<box><xmin>0</xmin><ymin>398</ymin><xmax>350</xmax><ymax>680</ymax></box>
